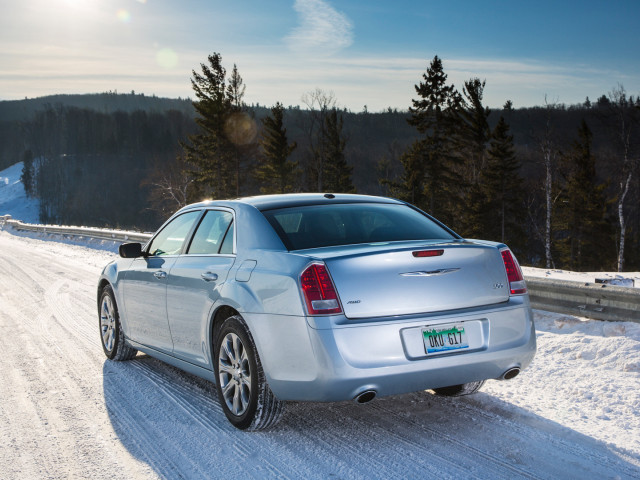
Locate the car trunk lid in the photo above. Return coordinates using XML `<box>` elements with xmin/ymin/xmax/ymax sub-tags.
<box><xmin>321</xmin><ymin>242</ymin><xmax>509</xmax><ymax>319</ymax></box>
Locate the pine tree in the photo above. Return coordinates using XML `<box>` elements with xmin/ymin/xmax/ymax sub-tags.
<box><xmin>458</xmin><ymin>78</ymin><xmax>491</xmax><ymax>185</ymax></box>
<box><xmin>323</xmin><ymin>109</ymin><xmax>355</xmax><ymax>193</ymax></box>
<box><xmin>554</xmin><ymin>120</ymin><xmax>612</xmax><ymax>270</ymax></box>
<box><xmin>223</xmin><ymin>64</ymin><xmax>255</xmax><ymax>197</ymax></box>
<box><xmin>397</xmin><ymin>56</ymin><xmax>463</xmax><ymax>223</ymax></box>
<box><xmin>256</xmin><ymin>102</ymin><xmax>299</xmax><ymax>194</ymax></box>
<box><xmin>21</xmin><ymin>149</ymin><xmax>34</xmax><ymax>197</ymax></box>
<box><xmin>456</xmin><ymin>78</ymin><xmax>491</xmax><ymax>235</ymax></box>
<box><xmin>480</xmin><ymin>117</ymin><xmax>525</xmax><ymax>251</ymax></box>
<box><xmin>182</xmin><ymin>53</ymin><xmax>235</xmax><ymax>201</ymax></box>
<box><xmin>226</xmin><ymin>64</ymin><xmax>246</xmax><ymax>110</ymax></box>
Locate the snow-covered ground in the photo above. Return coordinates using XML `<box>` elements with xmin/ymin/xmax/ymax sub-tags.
<box><xmin>0</xmin><ymin>227</ymin><xmax>639</xmax><ymax>479</ymax></box>
<box><xmin>0</xmin><ymin>162</ymin><xmax>40</xmax><ymax>223</ymax></box>
<box><xmin>523</xmin><ymin>266</ymin><xmax>640</xmax><ymax>288</ymax></box>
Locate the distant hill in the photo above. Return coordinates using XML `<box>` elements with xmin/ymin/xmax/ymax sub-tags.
<box><xmin>0</xmin><ymin>92</ymin><xmax>195</xmax><ymax>122</ymax></box>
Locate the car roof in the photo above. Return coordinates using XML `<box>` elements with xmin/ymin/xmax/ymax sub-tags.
<box><xmin>183</xmin><ymin>193</ymin><xmax>405</xmax><ymax>212</ymax></box>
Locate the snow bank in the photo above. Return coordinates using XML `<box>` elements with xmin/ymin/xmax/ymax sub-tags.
<box><xmin>523</xmin><ymin>266</ymin><xmax>640</xmax><ymax>289</ymax></box>
<box><xmin>0</xmin><ymin>162</ymin><xmax>40</xmax><ymax>223</ymax></box>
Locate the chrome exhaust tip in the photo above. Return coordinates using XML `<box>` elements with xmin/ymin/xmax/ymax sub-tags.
<box><xmin>500</xmin><ymin>367</ymin><xmax>521</xmax><ymax>380</ymax></box>
<box><xmin>354</xmin><ymin>390</ymin><xmax>377</xmax><ymax>404</ymax></box>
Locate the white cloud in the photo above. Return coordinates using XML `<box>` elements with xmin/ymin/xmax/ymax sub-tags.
<box><xmin>285</xmin><ymin>0</ymin><xmax>353</xmax><ymax>55</ymax></box>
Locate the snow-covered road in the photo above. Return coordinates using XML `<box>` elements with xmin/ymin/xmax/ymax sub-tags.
<box><xmin>0</xmin><ymin>228</ymin><xmax>639</xmax><ymax>480</ymax></box>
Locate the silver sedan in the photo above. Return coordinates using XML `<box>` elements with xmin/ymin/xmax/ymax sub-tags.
<box><xmin>98</xmin><ymin>193</ymin><xmax>536</xmax><ymax>430</ymax></box>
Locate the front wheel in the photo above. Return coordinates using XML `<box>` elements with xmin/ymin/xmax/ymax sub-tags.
<box><xmin>99</xmin><ymin>285</ymin><xmax>137</xmax><ymax>361</ymax></box>
<box><xmin>432</xmin><ymin>380</ymin><xmax>485</xmax><ymax>397</ymax></box>
<box><xmin>214</xmin><ymin>315</ymin><xmax>285</xmax><ymax>430</ymax></box>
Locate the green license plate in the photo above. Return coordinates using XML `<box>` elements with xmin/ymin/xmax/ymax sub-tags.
<box><xmin>422</xmin><ymin>323</ymin><xmax>469</xmax><ymax>354</ymax></box>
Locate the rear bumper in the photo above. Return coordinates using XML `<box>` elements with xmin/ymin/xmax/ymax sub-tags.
<box><xmin>245</xmin><ymin>297</ymin><xmax>536</xmax><ymax>402</ymax></box>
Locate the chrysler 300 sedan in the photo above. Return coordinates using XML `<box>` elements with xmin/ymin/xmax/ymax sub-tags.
<box><xmin>98</xmin><ymin>193</ymin><xmax>536</xmax><ymax>430</ymax></box>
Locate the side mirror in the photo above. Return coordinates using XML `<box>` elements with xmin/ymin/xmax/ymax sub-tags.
<box><xmin>119</xmin><ymin>242</ymin><xmax>143</xmax><ymax>258</ymax></box>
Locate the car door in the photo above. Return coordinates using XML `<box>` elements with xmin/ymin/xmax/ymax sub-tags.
<box><xmin>166</xmin><ymin>209</ymin><xmax>236</xmax><ymax>367</ymax></box>
<box><xmin>122</xmin><ymin>210</ymin><xmax>202</xmax><ymax>352</ymax></box>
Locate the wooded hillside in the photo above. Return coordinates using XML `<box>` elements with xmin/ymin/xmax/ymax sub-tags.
<box><xmin>1</xmin><ymin>67</ymin><xmax>638</xmax><ymax>271</ymax></box>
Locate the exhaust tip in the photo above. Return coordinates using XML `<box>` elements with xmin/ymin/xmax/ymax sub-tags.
<box><xmin>354</xmin><ymin>390</ymin><xmax>377</xmax><ymax>404</ymax></box>
<box><xmin>501</xmin><ymin>367</ymin><xmax>521</xmax><ymax>380</ymax></box>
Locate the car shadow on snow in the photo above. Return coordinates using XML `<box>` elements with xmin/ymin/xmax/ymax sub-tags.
<box><xmin>103</xmin><ymin>355</ymin><xmax>640</xmax><ymax>480</ymax></box>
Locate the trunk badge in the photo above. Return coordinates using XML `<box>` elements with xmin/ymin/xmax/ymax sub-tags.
<box><xmin>400</xmin><ymin>268</ymin><xmax>460</xmax><ymax>277</ymax></box>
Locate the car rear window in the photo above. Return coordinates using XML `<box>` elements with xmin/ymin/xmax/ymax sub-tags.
<box><xmin>262</xmin><ymin>203</ymin><xmax>456</xmax><ymax>250</ymax></box>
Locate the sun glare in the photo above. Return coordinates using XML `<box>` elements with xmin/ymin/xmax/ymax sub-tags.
<box><xmin>117</xmin><ymin>9</ymin><xmax>131</xmax><ymax>23</ymax></box>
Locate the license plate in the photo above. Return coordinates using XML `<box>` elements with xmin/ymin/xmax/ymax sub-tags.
<box><xmin>422</xmin><ymin>323</ymin><xmax>469</xmax><ymax>354</ymax></box>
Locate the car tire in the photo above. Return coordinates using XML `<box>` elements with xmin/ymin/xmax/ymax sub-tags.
<box><xmin>214</xmin><ymin>315</ymin><xmax>285</xmax><ymax>431</ymax></box>
<box><xmin>432</xmin><ymin>380</ymin><xmax>485</xmax><ymax>397</ymax></box>
<box><xmin>99</xmin><ymin>285</ymin><xmax>137</xmax><ymax>361</ymax></box>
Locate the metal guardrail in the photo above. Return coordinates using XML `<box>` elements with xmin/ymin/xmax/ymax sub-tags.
<box><xmin>525</xmin><ymin>276</ymin><xmax>639</xmax><ymax>323</ymax></box>
<box><xmin>1</xmin><ymin>216</ymin><xmax>152</xmax><ymax>243</ymax></box>
<box><xmin>2</xmin><ymin>215</ymin><xmax>638</xmax><ymax>323</ymax></box>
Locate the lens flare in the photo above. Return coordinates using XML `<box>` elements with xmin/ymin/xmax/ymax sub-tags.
<box><xmin>117</xmin><ymin>9</ymin><xmax>131</xmax><ymax>22</ymax></box>
<box><xmin>225</xmin><ymin>112</ymin><xmax>257</xmax><ymax>146</ymax></box>
<box><xmin>156</xmin><ymin>48</ymin><xmax>179</xmax><ymax>69</ymax></box>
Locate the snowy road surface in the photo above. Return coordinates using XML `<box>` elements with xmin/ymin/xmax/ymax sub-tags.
<box><xmin>0</xmin><ymin>229</ymin><xmax>639</xmax><ymax>480</ymax></box>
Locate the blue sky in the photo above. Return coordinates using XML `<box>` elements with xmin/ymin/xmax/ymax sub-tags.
<box><xmin>1</xmin><ymin>0</ymin><xmax>638</xmax><ymax>110</ymax></box>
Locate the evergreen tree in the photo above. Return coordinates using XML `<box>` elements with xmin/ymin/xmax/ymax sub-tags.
<box><xmin>554</xmin><ymin>120</ymin><xmax>612</xmax><ymax>270</ymax></box>
<box><xmin>480</xmin><ymin>117</ymin><xmax>525</xmax><ymax>251</ymax></box>
<box><xmin>226</xmin><ymin>64</ymin><xmax>246</xmax><ymax>110</ymax></box>
<box><xmin>223</xmin><ymin>65</ymin><xmax>256</xmax><ymax>197</ymax></box>
<box><xmin>323</xmin><ymin>108</ymin><xmax>355</xmax><ymax>193</ymax></box>
<box><xmin>256</xmin><ymin>102</ymin><xmax>299</xmax><ymax>194</ymax></box>
<box><xmin>397</xmin><ymin>56</ymin><xmax>462</xmax><ymax>223</ymax></box>
<box><xmin>456</xmin><ymin>78</ymin><xmax>491</xmax><ymax>235</ymax></box>
<box><xmin>458</xmin><ymin>78</ymin><xmax>491</xmax><ymax>185</ymax></box>
<box><xmin>182</xmin><ymin>53</ymin><xmax>236</xmax><ymax>201</ymax></box>
<box><xmin>21</xmin><ymin>149</ymin><xmax>34</xmax><ymax>197</ymax></box>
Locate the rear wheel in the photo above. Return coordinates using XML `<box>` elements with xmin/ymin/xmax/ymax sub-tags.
<box><xmin>214</xmin><ymin>315</ymin><xmax>285</xmax><ymax>430</ymax></box>
<box><xmin>432</xmin><ymin>380</ymin><xmax>485</xmax><ymax>397</ymax></box>
<box><xmin>99</xmin><ymin>285</ymin><xmax>137</xmax><ymax>361</ymax></box>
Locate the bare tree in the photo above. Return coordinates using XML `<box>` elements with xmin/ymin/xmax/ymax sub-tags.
<box><xmin>144</xmin><ymin>156</ymin><xmax>193</xmax><ymax>216</ymax></box>
<box><xmin>538</xmin><ymin>96</ymin><xmax>560</xmax><ymax>269</ymax></box>
<box><xmin>606</xmin><ymin>84</ymin><xmax>639</xmax><ymax>271</ymax></box>
<box><xmin>301</xmin><ymin>88</ymin><xmax>337</xmax><ymax>191</ymax></box>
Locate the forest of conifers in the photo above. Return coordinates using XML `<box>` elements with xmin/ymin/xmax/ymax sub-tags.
<box><xmin>0</xmin><ymin>55</ymin><xmax>638</xmax><ymax>271</ymax></box>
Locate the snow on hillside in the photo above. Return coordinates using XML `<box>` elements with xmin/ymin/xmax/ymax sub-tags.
<box><xmin>0</xmin><ymin>162</ymin><xmax>39</xmax><ymax>223</ymax></box>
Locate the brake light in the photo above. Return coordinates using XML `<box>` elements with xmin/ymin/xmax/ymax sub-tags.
<box><xmin>501</xmin><ymin>248</ymin><xmax>527</xmax><ymax>295</ymax></box>
<box><xmin>412</xmin><ymin>249</ymin><xmax>444</xmax><ymax>258</ymax></box>
<box><xmin>300</xmin><ymin>263</ymin><xmax>342</xmax><ymax>315</ymax></box>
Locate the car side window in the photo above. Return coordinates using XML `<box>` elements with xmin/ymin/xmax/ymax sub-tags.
<box><xmin>218</xmin><ymin>221</ymin><xmax>234</xmax><ymax>254</ymax></box>
<box><xmin>188</xmin><ymin>210</ymin><xmax>234</xmax><ymax>255</ymax></box>
<box><xmin>147</xmin><ymin>211</ymin><xmax>201</xmax><ymax>256</ymax></box>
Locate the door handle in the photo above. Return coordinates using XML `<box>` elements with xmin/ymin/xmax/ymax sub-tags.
<box><xmin>153</xmin><ymin>271</ymin><xmax>167</xmax><ymax>279</ymax></box>
<box><xmin>201</xmin><ymin>272</ymin><xmax>219</xmax><ymax>282</ymax></box>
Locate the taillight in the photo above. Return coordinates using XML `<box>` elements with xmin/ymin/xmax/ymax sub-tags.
<box><xmin>300</xmin><ymin>263</ymin><xmax>342</xmax><ymax>315</ymax></box>
<box><xmin>501</xmin><ymin>248</ymin><xmax>527</xmax><ymax>295</ymax></box>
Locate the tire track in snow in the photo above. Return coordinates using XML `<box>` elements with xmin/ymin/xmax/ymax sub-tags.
<box><xmin>369</xmin><ymin>392</ymin><xmax>636</xmax><ymax>480</ymax></box>
<box><xmin>130</xmin><ymin>359</ymin><xmax>313</xmax><ymax>480</ymax></box>
<box><xmin>44</xmin><ymin>278</ymin><xmax>99</xmax><ymax>348</ymax></box>
<box><xmin>443</xmin><ymin>393</ymin><xmax>640</xmax><ymax>479</ymax></box>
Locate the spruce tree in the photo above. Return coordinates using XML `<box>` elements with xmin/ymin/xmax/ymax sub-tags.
<box><xmin>21</xmin><ymin>149</ymin><xmax>34</xmax><ymax>197</ymax></box>
<box><xmin>480</xmin><ymin>116</ymin><xmax>525</xmax><ymax>251</ymax></box>
<box><xmin>182</xmin><ymin>53</ymin><xmax>235</xmax><ymax>200</ymax></box>
<box><xmin>256</xmin><ymin>102</ymin><xmax>299</xmax><ymax>194</ymax></box>
<box><xmin>323</xmin><ymin>109</ymin><xmax>355</xmax><ymax>193</ymax></box>
<box><xmin>554</xmin><ymin>120</ymin><xmax>612</xmax><ymax>270</ymax></box>
<box><xmin>397</xmin><ymin>56</ymin><xmax>462</xmax><ymax>223</ymax></box>
<box><xmin>456</xmin><ymin>78</ymin><xmax>491</xmax><ymax>235</ymax></box>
